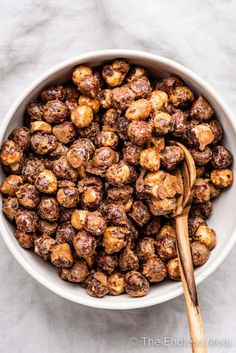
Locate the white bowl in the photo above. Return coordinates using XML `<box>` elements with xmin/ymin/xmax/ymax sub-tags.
<box><xmin>1</xmin><ymin>49</ymin><xmax>235</xmax><ymax>310</ymax></box>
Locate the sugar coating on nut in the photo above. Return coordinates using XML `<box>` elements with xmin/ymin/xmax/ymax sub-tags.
<box><xmin>35</xmin><ymin>170</ymin><xmax>57</xmax><ymax>194</ymax></box>
<box><xmin>125</xmin><ymin>271</ymin><xmax>149</xmax><ymax>297</ymax></box>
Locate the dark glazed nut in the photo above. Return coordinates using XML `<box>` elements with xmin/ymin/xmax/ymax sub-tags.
<box><xmin>193</xmin><ymin>178</ymin><xmax>211</xmax><ymax>203</ymax></box>
<box><xmin>129</xmin><ymin>201</ymin><xmax>151</xmax><ymax>226</ymax></box>
<box><xmin>191</xmin><ymin>241</ymin><xmax>210</xmax><ymax>266</ymax></box>
<box><xmin>155</xmin><ymin>75</ymin><xmax>184</xmax><ymax>95</ymax></box>
<box><xmin>14</xmin><ymin>229</ymin><xmax>35</xmax><ymax>249</ymax></box>
<box><xmin>9</xmin><ymin>127</ymin><xmax>31</xmax><ymax>150</ymax></box>
<box><xmin>16</xmin><ymin>184</ymin><xmax>40</xmax><ymax>209</ymax></box>
<box><xmin>73</xmin><ymin>230</ymin><xmax>97</xmax><ymax>257</ymax></box>
<box><xmin>170</xmin><ymin>86</ymin><xmax>194</xmax><ymax>107</ymax></box>
<box><xmin>64</xmin><ymin>84</ymin><xmax>79</xmax><ymax>100</ymax></box>
<box><xmin>137</xmin><ymin>237</ymin><xmax>155</xmax><ymax>262</ymax></box>
<box><xmin>191</xmin><ymin>201</ymin><xmax>212</xmax><ymax>219</ymax></box>
<box><xmin>112</xmin><ymin>86</ymin><xmax>135</xmax><ymax>111</ymax></box>
<box><xmin>22</xmin><ymin>157</ymin><xmax>45</xmax><ymax>183</ymax></box>
<box><xmin>144</xmin><ymin>217</ymin><xmax>161</xmax><ymax>237</ymax></box>
<box><xmin>160</xmin><ymin>146</ymin><xmax>184</xmax><ymax>171</ymax></box>
<box><xmin>123</xmin><ymin>142</ymin><xmax>141</xmax><ymax>166</ymax></box>
<box><xmin>56</xmin><ymin>222</ymin><xmax>76</xmax><ymax>245</ymax></box>
<box><xmin>190</xmin><ymin>96</ymin><xmax>213</xmax><ymax>122</ymax></box>
<box><xmin>84</xmin><ymin>211</ymin><xmax>107</xmax><ymax>235</ymax></box>
<box><xmin>78</xmin><ymin>176</ymin><xmax>103</xmax><ymax>192</ymax></box>
<box><xmin>59</xmin><ymin>208</ymin><xmax>74</xmax><ymax>223</ymax></box>
<box><xmin>53</xmin><ymin>156</ymin><xmax>78</xmax><ymax>181</ymax></box>
<box><xmin>152</xmin><ymin>112</ymin><xmax>173</xmax><ymax>136</ymax></box>
<box><xmin>140</xmin><ymin>147</ymin><xmax>160</xmax><ymax>171</ymax></box>
<box><xmin>107</xmin><ymin>186</ymin><xmax>133</xmax><ymax>203</ymax></box>
<box><xmin>58</xmin><ymin>260</ymin><xmax>89</xmax><ymax>283</ymax></box>
<box><xmin>51</xmin><ymin>243</ymin><xmax>73</xmax><ymax>268</ymax></box>
<box><xmin>108</xmin><ymin>272</ymin><xmax>125</xmax><ymax>295</ymax></box>
<box><xmin>40</xmin><ymin>85</ymin><xmax>66</xmax><ymax>102</ymax></box>
<box><xmin>142</xmin><ymin>255</ymin><xmax>167</xmax><ymax>282</ymax></box>
<box><xmin>38</xmin><ymin>219</ymin><xmax>58</xmax><ymax>236</ymax></box>
<box><xmin>30</xmin><ymin>133</ymin><xmax>57</xmax><ymax>155</ymax></box>
<box><xmin>67</xmin><ymin>139</ymin><xmax>95</xmax><ymax>168</ymax></box>
<box><xmin>35</xmin><ymin>170</ymin><xmax>58</xmax><ymax>194</ymax></box>
<box><xmin>52</xmin><ymin>121</ymin><xmax>77</xmax><ymax>144</ymax></box>
<box><xmin>57</xmin><ymin>187</ymin><xmax>79</xmax><ymax>208</ymax></box>
<box><xmin>26</xmin><ymin>102</ymin><xmax>44</xmax><ymax>122</ymax></box>
<box><xmin>103</xmin><ymin>108</ymin><xmax>119</xmax><ymax>131</ymax></box>
<box><xmin>15</xmin><ymin>209</ymin><xmax>39</xmax><ymax>232</ymax></box>
<box><xmin>102</xmin><ymin>203</ymin><xmax>128</xmax><ymax>225</ymax></box>
<box><xmin>156</xmin><ymin>235</ymin><xmax>177</xmax><ymax>260</ymax></box>
<box><xmin>125</xmin><ymin>271</ymin><xmax>149</xmax><ymax>297</ymax></box>
<box><xmin>0</xmin><ymin>140</ymin><xmax>23</xmax><ymax>166</ymax></box>
<box><xmin>2</xmin><ymin>197</ymin><xmax>20</xmax><ymax>221</ymax></box>
<box><xmin>148</xmin><ymin>198</ymin><xmax>177</xmax><ymax>216</ymax></box>
<box><xmin>38</xmin><ymin>197</ymin><xmax>60</xmax><ymax>221</ymax></box>
<box><xmin>106</xmin><ymin>161</ymin><xmax>131</xmax><ymax>187</ymax></box>
<box><xmin>166</xmin><ymin>258</ymin><xmax>181</xmax><ymax>280</ymax></box>
<box><xmin>65</xmin><ymin>99</ymin><xmax>78</xmax><ymax>112</ymax></box>
<box><xmin>210</xmin><ymin>169</ymin><xmax>233</xmax><ymax>188</ymax></box>
<box><xmin>128</xmin><ymin>121</ymin><xmax>152</xmax><ymax>146</ymax></box>
<box><xmin>77</xmin><ymin>74</ymin><xmax>101</xmax><ymax>98</ymax></box>
<box><xmin>119</xmin><ymin>247</ymin><xmax>139</xmax><ymax>272</ymax></box>
<box><xmin>193</xmin><ymin>224</ymin><xmax>216</xmax><ymax>250</ymax></box>
<box><xmin>0</xmin><ymin>175</ymin><xmax>23</xmax><ymax>196</ymax></box>
<box><xmin>208</xmin><ymin>120</ymin><xmax>223</xmax><ymax>144</ymax></box>
<box><xmin>87</xmin><ymin>271</ymin><xmax>109</xmax><ymax>298</ymax></box>
<box><xmin>97</xmin><ymin>253</ymin><xmax>118</xmax><ymax>274</ymax></box>
<box><xmin>190</xmin><ymin>147</ymin><xmax>213</xmax><ymax>166</ymax></box>
<box><xmin>117</xmin><ymin>116</ymin><xmax>129</xmax><ymax>140</ymax></box>
<box><xmin>211</xmin><ymin>146</ymin><xmax>233</xmax><ymax>169</ymax></box>
<box><xmin>34</xmin><ymin>235</ymin><xmax>56</xmax><ymax>260</ymax></box>
<box><xmin>102</xmin><ymin>226</ymin><xmax>128</xmax><ymax>254</ymax></box>
<box><xmin>172</xmin><ymin>110</ymin><xmax>187</xmax><ymax>138</ymax></box>
<box><xmin>43</xmin><ymin>100</ymin><xmax>68</xmax><ymax>124</ymax></box>
<box><xmin>80</xmin><ymin>121</ymin><xmax>100</xmax><ymax>142</ymax></box>
<box><xmin>98</xmin><ymin>89</ymin><xmax>113</xmax><ymax>109</ymax></box>
<box><xmin>130</xmin><ymin>76</ymin><xmax>151</xmax><ymax>98</ymax></box>
<box><xmin>188</xmin><ymin>215</ymin><xmax>206</xmax><ymax>237</ymax></box>
<box><xmin>71</xmin><ymin>105</ymin><xmax>93</xmax><ymax>128</ymax></box>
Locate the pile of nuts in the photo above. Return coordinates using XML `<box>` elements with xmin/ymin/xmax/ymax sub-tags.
<box><xmin>0</xmin><ymin>59</ymin><xmax>233</xmax><ymax>298</ymax></box>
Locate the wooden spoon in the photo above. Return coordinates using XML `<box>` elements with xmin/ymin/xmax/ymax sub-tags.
<box><xmin>169</xmin><ymin>140</ymin><xmax>207</xmax><ymax>353</ymax></box>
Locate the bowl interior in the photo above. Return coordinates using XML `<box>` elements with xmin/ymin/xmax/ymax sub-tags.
<box><xmin>1</xmin><ymin>50</ymin><xmax>236</xmax><ymax>309</ymax></box>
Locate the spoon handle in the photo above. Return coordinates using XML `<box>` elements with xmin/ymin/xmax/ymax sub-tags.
<box><xmin>175</xmin><ymin>211</ymin><xmax>207</xmax><ymax>353</ymax></box>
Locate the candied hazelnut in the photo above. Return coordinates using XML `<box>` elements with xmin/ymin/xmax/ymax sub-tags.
<box><xmin>211</xmin><ymin>146</ymin><xmax>233</xmax><ymax>169</ymax></box>
<box><xmin>2</xmin><ymin>197</ymin><xmax>20</xmax><ymax>221</ymax></box>
<box><xmin>78</xmin><ymin>95</ymin><xmax>100</xmax><ymax>113</ymax></box>
<box><xmin>71</xmin><ymin>210</ymin><xmax>88</xmax><ymax>230</ymax></box>
<box><xmin>77</xmin><ymin>74</ymin><xmax>101</xmax><ymax>98</ymax></box>
<box><xmin>119</xmin><ymin>247</ymin><xmax>139</xmax><ymax>272</ymax></box>
<box><xmin>38</xmin><ymin>219</ymin><xmax>58</xmax><ymax>236</ymax></box>
<box><xmin>35</xmin><ymin>170</ymin><xmax>57</xmax><ymax>194</ymax></box>
<box><xmin>159</xmin><ymin>224</ymin><xmax>176</xmax><ymax>239</ymax></box>
<box><xmin>128</xmin><ymin>121</ymin><xmax>152</xmax><ymax>146</ymax></box>
<box><xmin>40</xmin><ymin>85</ymin><xmax>66</xmax><ymax>102</ymax></box>
<box><xmin>122</xmin><ymin>142</ymin><xmax>141</xmax><ymax>166</ymax></box>
<box><xmin>81</xmin><ymin>186</ymin><xmax>103</xmax><ymax>209</ymax></box>
<box><xmin>155</xmin><ymin>75</ymin><xmax>184</xmax><ymax>95</ymax></box>
<box><xmin>97</xmin><ymin>252</ymin><xmax>118</xmax><ymax>274</ymax></box>
<box><xmin>142</xmin><ymin>255</ymin><xmax>167</xmax><ymax>282</ymax></box>
<box><xmin>148</xmin><ymin>197</ymin><xmax>177</xmax><ymax>216</ymax></box>
<box><xmin>193</xmin><ymin>178</ymin><xmax>211</xmax><ymax>203</ymax></box>
<box><xmin>30</xmin><ymin>121</ymin><xmax>52</xmax><ymax>134</ymax></box>
<box><xmin>188</xmin><ymin>215</ymin><xmax>206</xmax><ymax>237</ymax></box>
<box><xmin>73</xmin><ymin>230</ymin><xmax>97</xmax><ymax>258</ymax></box>
<box><xmin>102</xmin><ymin>203</ymin><xmax>128</xmax><ymax>225</ymax></box>
<box><xmin>16</xmin><ymin>183</ymin><xmax>40</xmax><ymax>209</ymax></box>
<box><xmin>190</xmin><ymin>147</ymin><xmax>213</xmax><ymax>166</ymax></box>
<box><xmin>107</xmin><ymin>185</ymin><xmax>133</xmax><ymax>203</ymax></box>
<box><xmin>210</xmin><ymin>168</ymin><xmax>233</xmax><ymax>188</ymax></box>
<box><xmin>149</xmin><ymin>90</ymin><xmax>168</xmax><ymax>110</ymax></box>
<box><xmin>125</xmin><ymin>99</ymin><xmax>151</xmax><ymax>121</ymax></box>
<box><xmin>171</xmin><ymin>110</ymin><xmax>187</xmax><ymax>138</ymax></box>
<box><xmin>144</xmin><ymin>217</ymin><xmax>161</xmax><ymax>237</ymax></box>
<box><xmin>21</xmin><ymin>156</ymin><xmax>45</xmax><ymax>183</ymax></box>
<box><xmin>116</xmin><ymin>116</ymin><xmax>129</xmax><ymax>141</ymax></box>
<box><xmin>127</xmin><ymin>65</ymin><xmax>147</xmax><ymax>81</ymax></box>
<box><xmin>156</xmin><ymin>235</ymin><xmax>177</xmax><ymax>260</ymax></box>
<box><xmin>208</xmin><ymin>181</ymin><xmax>221</xmax><ymax>199</ymax></box>
<box><xmin>137</xmin><ymin>237</ymin><xmax>155</xmax><ymax>262</ymax></box>
<box><xmin>193</xmin><ymin>224</ymin><xmax>216</xmax><ymax>250</ymax></box>
<box><xmin>48</xmin><ymin>142</ymin><xmax>68</xmax><ymax>159</ymax></box>
<box><xmin>59</xmin><ymin>208</ymin><xmax>74</xmax><ymax>223</ymax></box>
<box><xmin>2</xmin><ymin>157</ymin><xmax>24</xmax><ymax>175</ymax></box>
<box><xmin>58</xmin><ymin>259</ymin><xmax>89</xmax><ymax>283</ymax></box>
<box><xmin>72</xmin><ymin>65</ymin><xmax>92</xmax><ymax>86</ymax></box>
<box><xmin>52</xmin><ymin>156</ymin><xmax>78</xmax><ymax>181</ymax></box>
<box><xmin>57</xmin><ymin>180</ymin><xmax>75</xmax><ymax>188</ymax></box>
<box><xmin>129</xmin><ymin>201</ymin><xmax>150</xmax><ymax>226</ymax></box>
<box><xmin>112</xmin><ymin>86</ymin><xmax>135</xmax><ymax>111</ymax></box>
<box><xmin>108</xmin><ymin>272</ymin><xmax>125</xmax><ymax>295</ymax></box>
<box><xmin>102</xmin><ymin>59</ymin><xmax>129</xmax><ymax>87</ymax></box>
<box><xmin>51</xmin><ymin>243</ymin><xmax>73</xmax><ymax>268</ymax></box>
<box><xmin>139</xmin><ymin>147</ymin><xmax>160</xmax><ymax>171</ymax></box>
<box><xmin>125</xmin><ymin>271</ymin><xmax>149</xmax><ymax>297</ymax></box>
<box><xmin>26</xmin><ymin>102</ymin><xmax>44</xmax><ymax>122</ymax></box>
<box><xmin>103</xmin><ymin>108</ymin><xmax>119</xmax><ymax>131</ymax></box>
<box><xmin>208</xmin><ymin>120</ymin><xmax>223</xmax><ymax>144</ymax></box>
<box><xmin>38</xmin><ymin>197</ymin><xmax>60</xmax><ymax>221</ymax></box>
<box><xmin>43</xmin><ymin>100</ymin><xmax>68</xmax><ymax>124</ymax></box>
<box><xmin>98</xmin><ymin>89</ymin><xmax>113</xmax><ymax>109</ymax></box>
<box><xmin>130</xmin><ymin>76</ymin><xmax>151</xmax><ymax>98</ymax></box>
<box><xmin>87</xmin><ymin>271</ymin><xmax>109</xmax><ymax>298</ymax></box>
<box><xmin>71</xmin><ymin>105</ymin><xmax>93</xmax><ymax>128</ymax></box>
<box><xmin>144</xmin><ymin>170</ymin><xmax>182</xmax><ymax>200</ymax></box>
<box><xmin>67</xmin><ymin>138</ymin><xmax>95</xmax><ymax>168</ymax></box>
<box><xmin>52</xmin><ymin>121</ymin><xmax>77</xmax><ymax>144</ymax></box>
<box><xmin>0</xmin><ymin>175</ymin><xmax>23</xmax><ymax>196</ymax></box>
<box><xmin>102</xmin><ymin>226</ymin><xmax>128</xmax><ymax>254</ymax></box>
<box><xmin>30</xmin><ymin>132</ymin><xmax>57</xmax><ymax>155</ymax></box>
<box><xmin>65</xmin><ymin>98</ymin><xmax>78</xmax><ymax>112</ymax></box>
<box><xmin>161</xmin><ymin>146</ymin><xmax>184</xmax><ymax>171</ymax></box>
<box><xmin>152</xmin><ymin>111</ymin><xmax>173</xmax><ymax>136</ymax></box>
<box><xmin>64</xmin><ymin>84</ymin><xmax>79</xmax><ymax>100</ymax></box>
<box><xmin>80</xmin><ymin>121</ymin><xmax>100</xmax><ymax>142</ymax></box>
<box><xmin>96</xmin><ymin>131</ymin><xmax>119</xmax><ymax>149</ymax></box>
<box><xmin>9</xmin><ymin>127</ymin><xmax>31</xmax><ymax>150</ymax></box>
<box><xmin>0</xmin><ymin>140</ymin><xmax>23</xmax><ymax>166</ymax></box>
<box><xmin>56</xmin><ymin>187</ymin><xmax>79</xmax><ymax>208</ymax></box>
<box><xmin>84</xmin><ymin>211</ymin><xmax>106</xmax><ymax>235</ymax></box>
<box><xmin>191</xmin><ymin>241</ymin><xmax>210</xmax><ymax>266</ymax></box>
<box><xmin>15</xmin><ymin>209</ymin><xmax>39</xmax><ymax>232</ymax></box>
<box><xmin>166</xmin><ymin>258</ymin><xmax>180</xmax><ymax>280</ymax></box>
<box><xmin>14</xmin><ymin>229</ymin><xmax>35</xmax><ymax>249</ymax></box>
<box><xmin>191</xmin><ymin>201</ymin><xmax>212</xmax><ymax>219</ymax></box>
<box><xmin>34</xmin><ymin>235</ymin><xmax>56</xmax><ymax>260</ymax></box>
<box><xmin>106</xmin><ymin>160</ymin><xmax>131</xmax><ymax>187</ymax></box>
<box><xmin>187</xmin><ymin>123</ymin><xmax>214</xmax><ymax>151</ymax></box>
<box><xmin>190</xmin><ymin>96</ymin><xmax>213</xmax><ymax>122</ymax></box>
<box><xmin>78</xmin><ymin>176</ymin><xmax>103</xmax><ymax>191</ymax></box>
<box><xmin>170</xmin><ymin>86</ymin><xmax>194</xmax><ymax>107</ymax></box>
<box><xmin>150</xmin><ymin>137</ymin><xmax>165</xmax><ymax>151</ymax></box>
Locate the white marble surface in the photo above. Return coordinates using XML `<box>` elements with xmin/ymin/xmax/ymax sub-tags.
<box><xmin>0</xmin><ymin>0</ymin><xmax>236</xmax><ymax>352</ymax></box>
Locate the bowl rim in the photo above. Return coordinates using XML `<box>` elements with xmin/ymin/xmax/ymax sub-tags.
<box><xmin>1</xmin><ymin>49</ymin><xmax>236</xmax><ymax>310</ymax></box>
